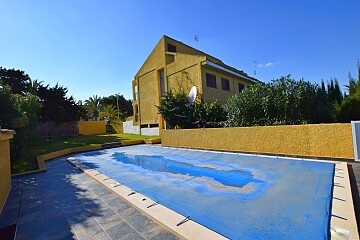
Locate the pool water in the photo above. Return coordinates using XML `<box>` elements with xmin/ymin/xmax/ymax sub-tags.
<box><xmin>72</xmin><ymin>145</ymin><xmax>334</xmax><ymax>239</ymax></box>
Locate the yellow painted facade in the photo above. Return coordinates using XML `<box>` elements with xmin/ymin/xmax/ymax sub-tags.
<box><xmin>161</xmin><ymin>123</ymin><xmax>354</xmax><ymax>160</ymax></box>
<box><xmin>138</xmin><ymin>71</ymin><xmax>160</xmax><ymax>125</ymax></box>
<box><xmin>131</xmin><ymin>35</ymin><xmax>260</xmax><ymax>130</ymax></box>
<box><xmin>0</xmin><ymin>130</ymin><xmax>15</xmax><ymax>213</ymax></box>
<box><xmin>200</xmin><ymin>67</ymin><xmax>251</xmax><ymax>103</ymax></box>
<box><xmin>78</xmin><ymin>121</ymin><xmax>106</xmax><ymax>135</ymax></box>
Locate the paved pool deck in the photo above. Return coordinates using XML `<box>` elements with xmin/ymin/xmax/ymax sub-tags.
<box><xmin>348</xmin><ymin>162</ymin><xmax>360</xmax><ymax>234</ymax></box>
<box><xmin>0</xmin><ymin>157</ymin><xmax>359</xmax><ymax>239</ymax></box>
<box><xmin>0</xmin><ymin>159</ymin><xmax>181</xmax><ymax>240</ymax></box>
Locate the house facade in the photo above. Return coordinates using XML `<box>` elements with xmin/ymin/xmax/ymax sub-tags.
<box><xmin>124</xmin><ymin>35</ymin><xmax>261</xmax><ymax>135</ymax></box>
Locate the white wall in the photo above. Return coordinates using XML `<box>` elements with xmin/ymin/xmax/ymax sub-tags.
<box><xmin>351</xmin><ymin>121</ymin><xmax>360</xmax><ymax>161</ymax></box>
<box><xmin>141</xmin><ymin>127</ymin><xmax>159</xmax><ymax>136</ymax></box>
<box><xmin>123</xmin><ymin>121</ymin><xmax>140</xmax><ymax>134</ymax></box>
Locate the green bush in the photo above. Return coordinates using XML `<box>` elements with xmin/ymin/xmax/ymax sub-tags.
<box><xmin>0</xmin><ymin>84</ymin><xmax>40</xmax><ymax>160</ymax></box>
<box><xmin>157</xmin><ymin>91</ymin><xmax>226</xmax><ymax>129</ymax></box>
<box><xmin>191</xmin><ymin>101</ymin><xmax>226</xmax><ymax>128</ymax></box>
<box><xmin>336</xmin><ymin>95</ymin><xmax>360</xmax><ymax>122</ymax></box>
<box><xmin>224</xmin><ymin>76</ymin><xmax>333</xmax><ymax>127</ymax></box>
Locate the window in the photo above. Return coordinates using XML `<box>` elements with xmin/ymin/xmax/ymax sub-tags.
<box><xmin>134</xmin><ymin>104</ymin><xmax>139</xmax><ymax>122</ymax></box>
<box><xmin>221</xmin><ymin>78</ymin><xmax>230</xmax><ymax>91</ymax></box>
<box><xmin>167</xmin><ymin>43</ymin><xmax>176</xmax><ymax>52</ymax></box>
<box><xmin>206</xmin><ymin>73</ymin><xmax>217</xmax><ymax>88</ymax></box>
<box><xmin>159</xmin><ymin>69</ymin><xmax>165</xmax><ymax>96</ymax></box>
<box><xmin>238</xmin><ymin>83</ymin><xmax>245</xmax><ymax>92</ymax></box>
<box><xmin>134</xmin><ymin>85</ymin><xmax>138</xmax><ymax>100</ymax></box>
<box><xmin>166</xmin><ymin>54</ymin><xmax>175</xmax><ymax>64</ymax></box>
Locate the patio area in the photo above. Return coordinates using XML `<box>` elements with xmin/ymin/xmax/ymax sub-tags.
<box><xmin>0</xmin><ymin>158</ymin><xmax>180</xmax><ymax>240</ymax></box>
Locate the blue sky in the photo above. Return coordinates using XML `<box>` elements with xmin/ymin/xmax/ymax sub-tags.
<box><xmin>1</xmin><ymin>1</ymin><xmax>359</xmax><ymax>101</ymax></box>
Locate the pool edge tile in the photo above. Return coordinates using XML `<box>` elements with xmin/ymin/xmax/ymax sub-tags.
<box><xmin>331</xmin><ymin>162</ymin><xmax>359</xmax><ymax>239</ymax></box>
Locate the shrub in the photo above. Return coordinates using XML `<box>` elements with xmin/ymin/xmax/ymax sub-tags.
<box><xmin>224</xmin><ymin>76</ymin><xmax>332</xmax><ymax>127</ymax></box>
<box><xmin>157</xmin><ymin>91</ymin><xmax>226</xmax><ymax>129</ymax></box>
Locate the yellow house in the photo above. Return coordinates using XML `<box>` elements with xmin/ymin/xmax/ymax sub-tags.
<box><xmin>124</xmin><ymin>35</ymin><xmax>261</xmax><ymax>135</ymax></box>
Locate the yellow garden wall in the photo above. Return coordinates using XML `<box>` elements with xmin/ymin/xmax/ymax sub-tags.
<box><xmin>34</xmin><ymin>145</ymin><xmax>103</xmax><ymax>172</ymax></box>
<box><xmin>13</xmin><ymin>140</ymin><xmax>150</xmax><ymax>178</ymax></box>
<box><xmin>161</xmin><ymin>123</ymin><xmax>354</xmax><ymax>160</ymax></box>
<box><xmin>78</xmin><ymin>121</ymin><xmax>106</xmax><ymax>135</ymax></box>
<box><xmin>37</xmin><ymin>145</ymin><xmax>102</xmax><ymax>162</ymax></box>
<box><xmin>112</xmin><ymin>123</ymin><xmax>123</xmax><ymax>133</ymax></box>
<box><xmin>0</xmin><ymin>130</ymin><xmax>15</xmax><ymax>214</ymax></box>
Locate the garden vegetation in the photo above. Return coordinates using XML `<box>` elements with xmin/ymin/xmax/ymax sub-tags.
<box><xmin>158</xmin><ymin>62</ymin><xmax>360</xmax><ymax>129</ymax></box>
<box><xmin>0</xmin><ymin>67</ymin><xmax>133</xmax><ymax>173</ymax></box>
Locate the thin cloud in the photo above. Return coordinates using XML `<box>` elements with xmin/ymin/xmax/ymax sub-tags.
<box><xmin>258</xmin><ymin>61</ymin><xmax>278</xmax><ymax>68</ymax></box>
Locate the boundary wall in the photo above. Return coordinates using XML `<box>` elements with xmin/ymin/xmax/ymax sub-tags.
<box><xmin>123</xmin><ymin>121</ymin><xmax>140</xmax><ymax>134</ymax></box>
<box><xmin>78</xmin><ymin>121</ymin><xmax>106</xmax><ymax>135</ymax></box>
<box><xmin>112</xmin><ymin>123</ymin><xmax>123</xmax><ymax>133</ymax></box>
<box><xmin>0</xmin><ymin>129</ymin><xmax>15</xmax><ymax>214</ymax></box>
<box><xmin>161</xmin><ymin>123</ymin><xmax>354</xmax><ymax>160</ymax></box>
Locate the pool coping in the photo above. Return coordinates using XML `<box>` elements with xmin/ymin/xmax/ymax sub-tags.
<box><xmin>67</xmin><ymin>145</ymin><xmax>359</xmax><ymax>240</ymax></box>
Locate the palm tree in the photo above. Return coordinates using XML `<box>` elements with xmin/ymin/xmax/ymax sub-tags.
<box><xmin>28</xmin><ymin>79</ymin><xmax>44</xmax><ymax>95</ymax></box>
<box><xmin>99</xmin><ymin>104</ymin><xmax>121</xmax><ymax>124</ymax></box>
<box><xmin>84</xmin><ymin>95</ymin><xmax>102</xmax><ymax>120</ymax></box>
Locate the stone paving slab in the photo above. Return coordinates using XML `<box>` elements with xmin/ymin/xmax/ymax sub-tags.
<box><xmin>0</xmin><ymin>158</ymin><xmax>180</xmax><ymax>240</ymax></box>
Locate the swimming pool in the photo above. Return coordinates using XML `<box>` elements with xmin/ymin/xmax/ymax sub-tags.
<box><xmin>71</xmin><ymin>144</ymin><xmax>334</xmax><ymax>239</ymax></box>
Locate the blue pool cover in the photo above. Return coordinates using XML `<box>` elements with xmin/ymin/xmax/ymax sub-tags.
<box><xmin>71</xmin><ymin>145</ymin><xmax>334</xmax><ymax>239</ymax></box>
